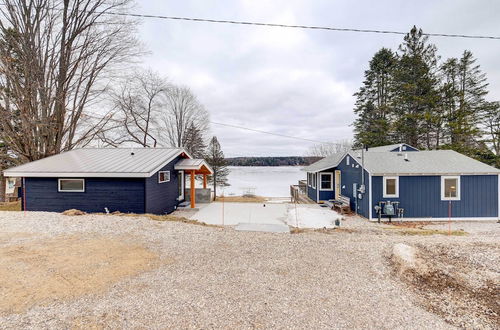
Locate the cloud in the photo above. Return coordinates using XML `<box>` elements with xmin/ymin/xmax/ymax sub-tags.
<box><xmin>137</xmin><ymin>0</ymin><xmax>500</xmax><ymax>156</ymax></box>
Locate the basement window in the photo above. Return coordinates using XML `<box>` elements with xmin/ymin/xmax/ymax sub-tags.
<box><xmin>383</xmin><ymin>176</ymin><xmax>399</xmax><ymax>198</ymax></box>
<box><xmin>441</xmin><ymin>176</ymin><xmax>460</xmax><ymax>200</ymax></box>
<box><xmin>158</xmin><ymin>171</ymin><xmax>170</xmax><ymax>183</ymax></box>
<box><xmin>58</xmin><ymin>179</ymin><xmax>85</xmax><ymax>192</ymax></box>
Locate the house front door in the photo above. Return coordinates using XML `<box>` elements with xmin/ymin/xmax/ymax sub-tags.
<box><xmin>334</xmin><ymin>170</ymin><xmax>341</xmax><ymax>199</ymax></box>
<box><xmin>178</xmin><ymin>171</ymin><xmax>184</xmax><ymax>200</ymax></box>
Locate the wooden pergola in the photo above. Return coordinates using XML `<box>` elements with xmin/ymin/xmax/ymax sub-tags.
<box><xmin>174</xmin><ymin>159</ymin><xmax>214</xmax><ymax>208</ymax></box>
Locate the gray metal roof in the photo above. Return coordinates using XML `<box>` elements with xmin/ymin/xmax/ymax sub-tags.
<box><xmin>3</xmin><ymin>148</ymin><xmax>189</xmax><ymax>178</ymax></box>
<box><xmin>302</xmin><ymin>152</ymin><xmax>346</xmax><ymax>172</ymax></box>
<box><xmin>348</xmin><ymin>150</ymin><xmax>500</xmax><ymax>175</ymax></box>
<box><xmin>174</xmin><ymin>159</ymin><xmax>214</xmax><ymax>174</ymax></box>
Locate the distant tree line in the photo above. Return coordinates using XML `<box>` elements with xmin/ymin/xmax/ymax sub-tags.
<box><xmin>226</xmin><ymin>156</ymin><xmax>319</xmax><ymax>166</ymax></box>
<box><xmin>353</xmin><ymin>26</ymin><xmax>499</xmax><ymax>168</ymax></box>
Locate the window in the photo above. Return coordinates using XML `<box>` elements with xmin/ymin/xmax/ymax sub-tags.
<box><xmin>320</xmin><ymin>173</ymin><xmax>333</xmax><ymax>191</ymax></box>
<box><xmin>312</xmin><ymin>173</ymin><xmax>317</xmax><ymax>188</ymax></box>
<box><xmin>346</xmin><ymin>156</ymin><xmax>350</xmax><ymax>166</ymax></box>
<box><xmin>58</xmin><ymin>179</ymin><xmax>85</xmax><ymax>192</ymax></box>
<box><xmin>441</xmin><ymin>176</ymin><xmax>460</xmax><ymax>200</ymax></box>
<box><xmin>383</xmin><ymin>176</ymin><xmax>399</xmax><ymax>198</ymax></box>
<box><xmin>158</xmin><ymin>171</ymin><xmax>170</xmax><ymax>183</ymax></box>
<box><xmin>307</xmin><ymin>173</ymin><xmax>311</xmax><ymax>186</ymax></box>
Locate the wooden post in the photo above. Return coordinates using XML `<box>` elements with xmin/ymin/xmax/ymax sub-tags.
<box><xmin>203</xmin><ymin>174</ymin><xmax>207</xmax><ymax>189</ymax></box>
<box><xmin>190</xmin><ymin>170</ymin><xmax>196</xmax><ymax>208</ymax></box>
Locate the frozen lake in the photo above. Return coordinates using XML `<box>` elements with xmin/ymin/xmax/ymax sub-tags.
<box><xmin>220</xmin><ymin>166</ymin><xmax>305</xmax><ymax>197</ymax></box>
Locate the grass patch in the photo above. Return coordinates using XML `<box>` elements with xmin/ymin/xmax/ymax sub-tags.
<box><xmin>383</xmin><ymin>226</ymin><xmax>467</xmax><ymax>236</ymax></box>
<box><xmin>290</xmin><ymin>227</ymin><xmax>357</xmax><ymax>234</ymax></box>
<box><xmin>111</xmin><ymin>212</ymin><xmax>222</xmax><ymax>228</ymax></box>
<box><xmin>215</xmin><ymin>196</ymin><xmax>267</xmax><ymax>203</ymax></box>
<box><xmin>0</xmin><ymin>201</ymin><xmax>21</xmax><ymax>211</ymax></box>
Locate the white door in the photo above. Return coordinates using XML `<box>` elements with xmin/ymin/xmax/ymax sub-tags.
<box><xmin>178</xmin><ymin>171</ymin><xmax>184</xmax><ymax>200</ymax></box>
<box><xmin>335</xmin><ymin>170</ymin><xmax>341</xmax><ymax>199</ymax></box>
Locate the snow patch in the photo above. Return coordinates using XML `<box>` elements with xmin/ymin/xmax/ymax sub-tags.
<box><xmin>392</xmin><ymin>243</ymin><xmax>417</xmax><ymax>269</ymax></box>
<box><xmin>285</xmin><ymin>205</ymin><xmax>342</xmax><ymax>228</ymax></box>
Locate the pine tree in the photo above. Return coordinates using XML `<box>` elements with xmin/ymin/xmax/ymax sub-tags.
<box><xmin>205</xmin><ymin>136</ymin><xmax>229</xmax><ymax>199</ymax></box>
<box><xmin>183</xmin><ymin>123</ymin><xmax>206</xmax><ymax>158</ymax></box>
<box><xmin>441</xmin><ymin>51</ymin><xmax>488</xmax><ymax>152</ymax></box>
<box><xmin>392</xmin><ymin>26</ymin><xmax>440</xmax><ymax>148</ymax></box>
<box><xmin>353</xmin><ymin>48</ymin><xmax>396</xmax><ymax>147</ymax></box>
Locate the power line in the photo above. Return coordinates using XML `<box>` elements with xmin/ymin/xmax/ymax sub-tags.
<box><xmin>103</xmin><ymin>12</ymin><xmax>500</xmax><ymax>40</ymax></box>
<box><xmin>210</xmin><ymin>121</ymin><xmax>340</xmax><ymax>145</ymax></box>
<box><xmin>0</xmin><ymin>2</ymin><xmax>498</xmax><ymax>40</ymax></box>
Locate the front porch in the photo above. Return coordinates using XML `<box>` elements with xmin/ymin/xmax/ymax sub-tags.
<box><xmin>174</xmin><ymin>159</ymin><xmax>214</xmax><ymax>209</ymax></box>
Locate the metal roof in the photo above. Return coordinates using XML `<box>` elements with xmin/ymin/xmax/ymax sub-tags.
<box><xmin>301</xmin><ymin>152</ymin><xmax>346</xmax><ymax>172</ymax></box>
<box><xmin>3</xmin><ymin>148</ymin><xmax>191</xmax><ymax>178</ymax></box>
<box><xmin>174</xmin><ymin>159</ymin><xmax>214</xmax><ymax>174</ymax></box>
<box><xmin>349</xmin><ymin>150</ymin><xmax>500</xmax><ymax>175</ymax></box>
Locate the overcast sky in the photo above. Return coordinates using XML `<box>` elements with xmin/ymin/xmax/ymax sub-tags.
<box><xmin>136</xmin><ymin>0</ymin><xmax>500</xmax><ymax>157</ymax></box>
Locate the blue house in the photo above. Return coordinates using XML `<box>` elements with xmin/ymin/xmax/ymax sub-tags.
<box><xmin>3</xmin><ymin>148</ymin><xmax>213</xmax><ymax>214</ymax></box>
<box><xmin>303</xmin><ymin>144</ymin><xmax>500</xmax><ymax>221</ymax></box>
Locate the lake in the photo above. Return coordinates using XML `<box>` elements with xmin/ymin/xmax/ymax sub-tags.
<box><xmin>220</xmin><ymin>166</ymin><xmax>305</xmax><ymax>197</ymax></box>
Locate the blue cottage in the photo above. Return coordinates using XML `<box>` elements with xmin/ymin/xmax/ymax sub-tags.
<box><xmin>3</xmin><ymin>148</ymin><xmax>213</xmax><ymax>214</ymax></box>
<box><xmin>303</xmin><ymin>144</ymin><xmax>500</xmax><ymax>221</ymax></box>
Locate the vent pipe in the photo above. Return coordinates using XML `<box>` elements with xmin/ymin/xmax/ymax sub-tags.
<box><xmin>404</xmin><ymin>153</ymin><xmax>409</xmax><ymax>161</ymax></box>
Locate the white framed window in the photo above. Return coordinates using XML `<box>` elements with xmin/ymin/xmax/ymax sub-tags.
<box><xmin>158</xmin><ymin>171</ymin><xmax>170</xmax><ymax>183</ymax></box>
<box><xmin>383</xmin><ymin>176</ymin><xmax>399</xmax><ymax>198</ymax></box>
<box><xmin>441</xmin><ymin>176</ymin><xmax>460</xmax><ymax>200</ymax></box>
<box><xmin>320</xmin><ymin>172</ymin><xmax>333</xmax><ymax>191</ymax></box>
<box><xmin>58</xmin><ymin>179</ymin><xmax>85</xmax><ymax>192</ymax></box>
<box><xmin>307</xmin><ymin>173</ymin><xmax>311</xmax><ymax>187</ymax></box>
<box><xmin>312</xmin><ymin>173</ymin><xmax>317</xmax><ymax>189</ymax></box>
<box><xmin>346</xmin><ymin>156</ymin><xmax>350</xmax><ymax>166</ymax></box>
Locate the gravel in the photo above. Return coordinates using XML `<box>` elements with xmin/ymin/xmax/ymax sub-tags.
<box><xmin>0</xmin><ymin>210</ymin><xmax>498</xmax><ymax>329</ymax></box>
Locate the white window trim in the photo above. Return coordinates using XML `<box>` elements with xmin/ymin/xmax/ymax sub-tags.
<box><xmin>307</xmin><ymin>173</ymin><xmax>311</xmax><ymax>187</ymax></box>
<box><xmin>312</xmin><ymin>173</ymin><xmax>316</xmax><ymax>189</ymax></box>
<box><xmin>319</xmin><ymin>172</ymin><xmax>334</xmax><ymax>191</ymax></box>
<box><xmin>383</xmin><ymin>176</ymin><xmax>399</xmax><ymax>198</ymax></box>
<box><xmin>158</xmin><ymin>170</ymin><xmax>171</xmax><ymax>183</ymax></box>
<box><xmin>58</xmin><ymin>178</ymin><xmax>85</xmax><ymax>192</ymax></box>
<box><xmin>441</xmin><ymin>175</ymin><xmax>460</xmax><ymax>200</ymax></box>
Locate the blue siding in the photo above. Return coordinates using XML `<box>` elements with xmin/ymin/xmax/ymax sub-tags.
<box><xmin>389</xmin><ymin>144</ymin><xmax>419</xmax><ymax>152</ymax></box>
<box><xmin>335</xmin><ymin>156</ymin><xmax>370</xmax><ymax>218</ymax></box>
<box><xmin>307</xmin><ymin>185</ymin><xmax>317</xmax><ymax>202</ymax></box>
<box><xmin>24</xmin><ymin>177</ymin><xmax>145</xmax><ymax>213</ymax></box>
<box><xmin>371</xmin><ymin>175</ymin><xmax>498</xmax><ymax>219</ymax></box>
<box><xmin>145</xmin><ymin>156</ymin><xmax>183</xmax><ymax>214</ymax></box>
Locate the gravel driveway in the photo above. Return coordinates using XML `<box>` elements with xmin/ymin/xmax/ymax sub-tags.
<box><xmin>0</xmin><ymin>211</ymin><xmax>497</xmax><ymax>329</ymax></box>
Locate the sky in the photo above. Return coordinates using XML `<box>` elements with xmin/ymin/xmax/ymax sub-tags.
<box><xmin>135</xmin><ymin>0</ymin><xmax>500</xmax><ymax>157</ymax></box>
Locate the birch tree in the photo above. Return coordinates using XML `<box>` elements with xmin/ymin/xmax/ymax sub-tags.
<box><xmin>0</xmin><ymin>0</ymin><xmax>140</xmax><ymax>164</ymax></box>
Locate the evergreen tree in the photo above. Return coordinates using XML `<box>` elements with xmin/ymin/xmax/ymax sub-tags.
<box><xmin>392</xmin><ymin>26</ymin><xmax>440</xmax><ymax>148</ymax></box>
<box><xmin>205</xmin><ymin>136</ymin><xmax>229</xmax><ymax>199</ymax></box>
<box><xmin>353</xmin><ymin>48</ymin><xmax>396</xmax><ymax>147</ymax></box>
<box><xmin>440</xmin><ymin>51</ymin><xmax>488</xmax><ymax>152</ymax></box>
<box><xmin>183</xmin><ymin>123</ymin><xmax>206</xmax><ymax>158</ymax></box>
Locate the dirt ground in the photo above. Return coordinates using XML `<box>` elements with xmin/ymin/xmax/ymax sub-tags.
<box><xmin>0</xmin><ymin>211</ymin><xmax>498</xmax><ymax>329</ymax></box>
<box><xmin>0</xmin><ymin>233</ymin><xmax>158</xmax><ymax>314</ymax></box>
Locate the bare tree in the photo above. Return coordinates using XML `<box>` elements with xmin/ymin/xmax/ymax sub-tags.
<box><xmin>98</xmin><ymin>70</ymin><xmax>167</xmax><ymax>147</ymax></box>
<box><xmin>158</xmin><ymin>86</ymin><xmax>209</xmax><ymax>153</ymax></box>
<box><xmin>307</xmin><ymin>139</ymin><xmax>353</xmax><ymax>157</ymax></box>
<box><xmin>0</xmin><ymin>0</ymin><xmax>140</xmax><ymax>164</ymax></box>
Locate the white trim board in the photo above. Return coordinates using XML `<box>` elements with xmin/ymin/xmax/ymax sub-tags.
<box><xmin>368</xmin><ymin>173</ymin><xmax>372</xmax><ymax>220</ymax></box>
<box><xmin>369</xmin><ymin>217</ymin><xmax>499</xmax><ymax>222</ymax></box>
